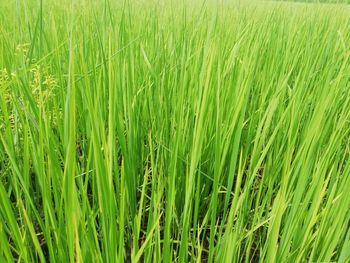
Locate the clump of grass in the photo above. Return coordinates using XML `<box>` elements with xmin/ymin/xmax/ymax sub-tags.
<box><xmin>1</xmin><ymin>0</ymin><xmax>350</xmax><ymax>262</ymax></box>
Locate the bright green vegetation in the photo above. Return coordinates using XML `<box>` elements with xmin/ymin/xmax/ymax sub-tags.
<box><xmin>1</xmin><ymin>0</ymin><xmax>350</xmax><ymax>262</ymax></box>
<box><xmin>278</xmin><ymin>0</ymin><xmax>350</xmax><ymax>4</ymax></box>
<box><xmin>280</xmin><ymin>0</ymin><xmax>350</xmax><ymax>3</ymax></box>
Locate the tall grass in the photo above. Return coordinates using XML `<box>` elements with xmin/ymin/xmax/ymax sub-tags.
<box><xmin>1</xmin><ymin>0</ymin><xmax>350</xmax><ymax>262</ymax></box>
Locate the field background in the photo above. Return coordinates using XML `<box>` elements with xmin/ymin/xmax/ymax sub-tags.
<box><xmin>1</xmin><ymin>0</ymin><xmax>350</xmax><ymax>262</ymax></box>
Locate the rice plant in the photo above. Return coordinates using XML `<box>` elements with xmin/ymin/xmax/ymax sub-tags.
<box><xmin>0</xmin><ymin>0</ymin><xmax>350</xmax><ymax>262</ymax></box>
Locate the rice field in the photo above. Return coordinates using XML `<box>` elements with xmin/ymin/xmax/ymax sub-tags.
<box><xmin>1</xmin><ymin>0</ymin><xmax>350</xmax><ymax>262</ymax></box>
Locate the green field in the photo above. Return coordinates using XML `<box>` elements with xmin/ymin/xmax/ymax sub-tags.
<box><xmin>1</xmin><ymin>0</ymin><xmax>350</xmax><ymax>262</ymax></box>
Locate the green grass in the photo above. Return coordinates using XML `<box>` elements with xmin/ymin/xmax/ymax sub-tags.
<box><xmin>1</xmin><ymin>0</ymin><xmax>350</xmax><ymax>262</ymax></box>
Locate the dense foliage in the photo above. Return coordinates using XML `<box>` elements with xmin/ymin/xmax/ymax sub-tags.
<box><xmin>1</xmin><ymin>1</ymin><xmax>350</xmax><ymax>262</ymax></box>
